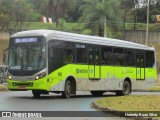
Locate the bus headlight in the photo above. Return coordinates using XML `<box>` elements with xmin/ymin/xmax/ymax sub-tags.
<box><xmin>35</xmin><ymin>72</ymin><xmax>46</xmax><ymax>80</ymax></box>
<box><xmin>35</xmin><ymin>76</ymin><xmax>39</xmax><ymax>80</ymax></box>
<box><xmin>8</xmin><ymin>75</ymin><xmax>12</xmax><ymax>80</ymax></box>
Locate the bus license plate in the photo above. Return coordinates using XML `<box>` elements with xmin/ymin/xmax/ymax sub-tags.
<box><xmin>19</xmin><ymin>86</ymin><xmax>25</xmax><ymax>90</ymax></box>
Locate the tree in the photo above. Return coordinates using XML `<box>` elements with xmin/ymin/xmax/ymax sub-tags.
<box><xmin>0</xmin><ymin>0</ymin><xmax>34</xmax><ymax>32</ymax></box>
<box><xmin>67</xmin><ymin>0</ymin><xmax>83</xmax><ymax>22</ymax></box>
<box><xmin>0</xmin><ymin>13</ymin><xmax>9</xmax><ymax>30</ymax></box>
<box><xmin>28</xmin><ymin>0</ymin><xmax>45</xmax><ymax>22</ymax></box>
<box><xmin>0</xmin><ymin>0</ymin><xmax>14</xmax><ymax>32</ymax></box>
<box><xmin>131</xmin><ymin>0</ymin><xmax>160</xmax><ymax>24</ymax></box>
<box><xmin>79</xmin><ymin>0</ymin><xmax>121</xmax><ymax>37</ymax></box>
<box><xmin>12</xmin><ymin>0</ymin><xmax>34</xmax><ymax>30</ymax></box>
<box><xmin>43</xmin><ymin>0</ymin><xmax>77</xmax><ymax>22</ymax></box>
<box><xmin>120</xmin><ymin>0</ymin><xmax>138</xmax><ymax>37</ymax></box>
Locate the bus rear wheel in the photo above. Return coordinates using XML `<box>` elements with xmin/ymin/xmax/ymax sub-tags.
<box><xmin>116</xmin><ymin>81</ymin><xmax>130</xmax><ymax>96</ymax></box>
<box><xmin>62</xmin><ymin>80</ymin><xmax>72</xmax><ymax>98</ymax></box>
<box><xmin>32</xmin><ymin>90</ymin><xmax>42</xmax><ymax>98</ymax></box>
<box><xmin>90</xmin><ymin>91</ymin><xmax>104</xmax><ymax>96</ymax></box>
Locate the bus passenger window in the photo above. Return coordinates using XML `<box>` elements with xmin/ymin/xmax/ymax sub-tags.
<box><xmin>48</xmin><ymin>40</ymin><xmax>64</xmax><ymax>73</ymax></box>
<box><xmin>125</xmin><ymin>50</ymin><xmax>135</xmax><ymax>66</ymax></box>
<box><xmin>76</xmin><ymin>44</ymin><xmax>87</xmax><ymax>63</ymax></box>
<box><xmin>146</xmin><ymin>51</ymin><xmax>155</xmax><ymax>68</ymax></box>
<box><xmin>113</xmin><ymin>48</ymin><xmax>124</xmax><ymax>66</ymax></box>
<box><xmin>64</xmin><ymin>49</ymin><xmax>74</xmax><ymax>63</ymax></box>
<box><xmin>101</xmin><ymin>47</ymin><xmax>112</xmax><ymax>65</ymax></box>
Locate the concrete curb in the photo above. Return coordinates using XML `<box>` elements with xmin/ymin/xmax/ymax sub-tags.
<box><xmin>92</xmin><ymin>102</ymin><xmax>125</xmax><ymax>117</ymax></box>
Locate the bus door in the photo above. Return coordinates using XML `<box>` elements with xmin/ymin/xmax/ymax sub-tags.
<box><xmin>88</xmin><ymin>48</ymin><xmax>101</xmax><ymax>80</ymax></box>
<box><xmin>136</xmin><ymin>51</ymin><xmax>145</xmax><ymax>80</ymax></box>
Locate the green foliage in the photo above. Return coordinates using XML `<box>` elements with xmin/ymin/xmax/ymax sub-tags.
<box><xmin>81</xmin><ymin>29</ymin><xmax>92</xmax><ymax>35</ymax></box>
<box><xmin>132</xmin><ymin>0</ymin><xmax>160</xmax><ymax>23</ymax></box>
<box><xmin>0</xmin><ymin>0</ymin><xmax>160</xmax><ymax>38</ymax></box>
<box><xmin>25</xmin><ymin>22</ymin><xmax>56</xmax><ymax>30</ymax></box>
<box><xmin>42</xmin><ymin>0</ymin><xmax>77</xmax><ymax>21</ymax></box>
<box><xmin>0</xmin><ymin>0</ymin><xmax>34</xmax><ymax>32</ymax></box>
<box><xmin>79</xmin><ymin>0</ymin><xmax>121</xmax><ymax>37</ymax></box>
<box><xmin>0</xmin><ymin>13</ymin><xmax>9</xmax><ymax>30</ymax></box>
<box><xmin>58</xmin><ymin>18</ymin><xmax>66</xmax><ymax>31</ymax></box>
<box><xmin>28</xmin><ymin>13</ymin><xmax>42</xmax><ymax>22</ymax></box>
<box><xmin>23</xmin><ymin>22</ymin><xmax>84</xmax><ymax>33</ymax></box>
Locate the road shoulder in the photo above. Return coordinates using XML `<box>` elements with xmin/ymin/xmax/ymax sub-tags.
<box><xmin>0</xmin><ymin>84</ymin><xmax>8</xmax><ymax>91</ymax></box>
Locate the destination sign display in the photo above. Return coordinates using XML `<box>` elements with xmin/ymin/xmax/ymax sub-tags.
<box><xmin>9</xmin><ymin>37</ymin><xmax>45</xmax><ymax>46</ymax></box>
<box><xmin>15</xmin><ymin>38</ymin><xmax>38</xmax><ymax>43</ymax></box>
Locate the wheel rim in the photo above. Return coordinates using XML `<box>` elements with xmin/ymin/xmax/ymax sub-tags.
<box><xmin>66</xmin><ymin>82</ymin><xmax>71</xmax><ymax>96</ymax></box>
<box><xmin>123</xmin><ymin>83</ymin><xmax>130</xmax><ymax>94</ymax></box>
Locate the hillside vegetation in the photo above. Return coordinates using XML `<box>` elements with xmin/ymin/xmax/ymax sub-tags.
<box><xmin>0</xmin><ymin>22</ymin><xmax>160</xmax><ymax>74</ymax></box>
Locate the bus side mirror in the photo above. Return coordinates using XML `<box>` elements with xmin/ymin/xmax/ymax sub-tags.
<box><xmin>3</xmin><ymin>54</ymin><xmax>6</xmax><ymax>63</ymax></box>
<box><xmin>2</xmin><ymin>48</ymin><xmax>8</xmax><ymax>65</ymax></box>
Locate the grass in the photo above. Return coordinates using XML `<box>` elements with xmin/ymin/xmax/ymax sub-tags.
<box><xmin>125</xmin><ymin>23</ymin><xmax>160</xmax><ymax>31</ymax></box>
<box><xmin>95</xmin><ymin>95</ymin><xmax>160</xmax><ymax>111</ymax></box>
<box><xmin>26</xmin><ymin>22</ymin><xmax>160</xmax><ymax>31</ymax></box>
<box><xmin>23</xmin><ymin>22</ymin><xmax>84</xmax><ymax>32</ymax></box>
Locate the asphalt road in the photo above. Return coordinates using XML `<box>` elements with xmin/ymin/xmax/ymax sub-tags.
<box><xmin>1</xmin><ymin>91</ymin><xmax>159</xmax><ymax>119</ymax></box>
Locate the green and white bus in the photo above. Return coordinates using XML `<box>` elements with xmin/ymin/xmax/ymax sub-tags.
<box><xmin>7</xmin><ymin>30</ymin><xmax>157</xmax><ymax>98</ymax></box>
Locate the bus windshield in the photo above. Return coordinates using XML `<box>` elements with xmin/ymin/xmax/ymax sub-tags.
<box><xmin>8</xmin><ymin>45</ymin><xmax>46</xmax><ymax>71</ymax></box>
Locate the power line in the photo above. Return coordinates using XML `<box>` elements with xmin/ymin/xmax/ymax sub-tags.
<box><xmin>81</xmin><ymin>20</ymin><xmax>123</xmax><ymax>25</ymax></box>
<box><xmin>80</xmin><ymin>20</ymin><xmax>147</xmax><ymax>25</ymax></box>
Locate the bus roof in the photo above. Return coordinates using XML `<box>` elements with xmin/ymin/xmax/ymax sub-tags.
<box><xmin>11</xmin><ymin>29</ymin><xmax>154</xmax><ymax>51</ymax></box>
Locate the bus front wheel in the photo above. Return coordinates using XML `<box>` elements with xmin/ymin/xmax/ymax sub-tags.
<box><xmin>116</xmin><ymin>81</ymin><xmax>130</xmax><ymax>96</ymax></box>
<box><xmin>32</xmin><ymin>90</ymin><xmax>42</xmax><ymax>98</ymax></box>
<box><xmin>62</xmin><ymin>80</ymin><xmax>72</xmax><ymax>98</ymax></box>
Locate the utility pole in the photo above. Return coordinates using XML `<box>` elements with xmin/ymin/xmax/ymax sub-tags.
<box><xmin>103</xmin><ymin>0</ymin><xmax>107</xmax><ymax>37</ymax></box>
<box><xmin>145</xmin><ymin>0</ymin><xmax>150</xmax><ymax>45</ymax></box>
<box><xmin>104</xmin><ymin>17</ymin><xmax>107</xmax><ymax>37</ymax></box>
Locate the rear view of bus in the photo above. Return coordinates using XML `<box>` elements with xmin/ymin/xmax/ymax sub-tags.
<box><xmin>7</xmin><ymin>31</ymin><xmax>47</xmax><ymax>97</ymax></box>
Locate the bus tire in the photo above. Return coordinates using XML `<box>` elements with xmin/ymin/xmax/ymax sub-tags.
<box><xmin>32</xmin><ymin>90</ymin><xmax>42</xmax><ymax>98</ymax></box>
<box><xmin>90</xmin><ymin>91</ymin><xmax>104</xmax><ymax>96</ymax></box>
<box><xmin>116</xmin><ymin>81</ymin><xmax>130</xmax><ymax>96</ymax></box>
<box><xmin>62</xmin><ymin>80</ymin><xmax>72</xmax><ymax>98</ymax></box>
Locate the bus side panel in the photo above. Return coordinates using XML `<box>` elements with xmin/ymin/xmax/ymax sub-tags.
<box><xmin>113</xmin><ymin>66</ymin><xmax>127</xmax><ymax>90</ymax></box>
<box><xmin>48</xmin><ymin>65</ymin><xmax>157</xmax><ymax>92</ymax></box>
<box><xmin>49</xmin><ymin>64</ymin><xmax>89</xmax><ymax>91</ymax></box>
<box><xmin>70</xmin><ymin>64</ymin><xmax>88</xmax><ymax>91</ymax></box>
<box><xmin>48</xmin><ymin>64</ymin><xmax>71</xmax><ymax>91</ymax></box>
<box><xmin>126</xmin><ymin>67</ymin><xmax>137</xmax><ymax>79</ymax></box>
<box><xmin>100</xmin><ymin>66</ymin><xmax>113</xmax><ymax>90</ymax></box>
<box><xmin>132</xmin><ymin>68</ymin><xmax>157</xmax><ymax>90</ymax></box>
<box><xmin>113</xmin><ymin>67</ymin><xmax>138</xmax><ymax>91</ymax></box>
<box><xmin>145</xmin><ymin>68</ymin><xmax>157</xmax><ymax>81</ymax></box>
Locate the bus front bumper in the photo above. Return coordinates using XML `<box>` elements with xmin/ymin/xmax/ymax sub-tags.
<box><xmin>7</xmin><ymin>79</ymin><xmax>49</xmax><ymax>91</ymax></box>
